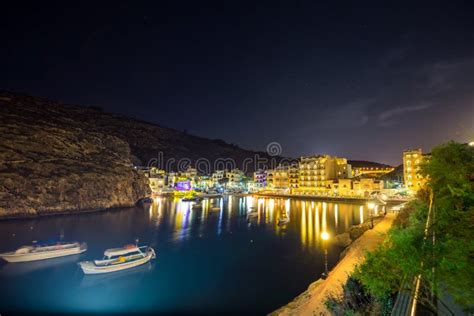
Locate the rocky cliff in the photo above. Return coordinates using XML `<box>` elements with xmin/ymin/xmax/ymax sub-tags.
<box><xmin>0</xmin><ymin>91</ymin><xmax>280</xmax><ymax>218</ymax></box>
<box><xmin>0</xmin><ymin>92</ymin><xmax>154</xmax><ymax>218</ymax></box>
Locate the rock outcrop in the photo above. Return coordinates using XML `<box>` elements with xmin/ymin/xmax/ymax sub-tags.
<box><xmin>0</xmin><ymin>92</ymin><xmax>151</xmax><ymax>218</ymax></box>
<box><xmin>0</xmin><ymin>91</ymin><xmax>284</xmax><ymax>218</ymax></box>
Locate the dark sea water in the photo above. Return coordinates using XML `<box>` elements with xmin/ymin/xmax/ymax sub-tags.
<box><xmin>0</xmin><ymin>196</ymin><xmax>374</xmax><ymax>314</ymax></box>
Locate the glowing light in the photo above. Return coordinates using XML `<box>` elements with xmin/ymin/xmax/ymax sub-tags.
<box><xmin>367</xmin><ymin>202</ymin><xmax>375</xmax><ymax>209</ymax></box>
<box><xmin>308</xmin><ymin>203</ymin><xmax>313</xmax><ymax>246</ymax></box>
<box><xmin>285</xmin><ymin>199</ymin><xmax>290</xmax><ymax>214</ymax></box>
<box><xmin>175</xmin><ymin>180</ymin><xmax>191</xmax><ymax>191</ymax></box>
<box><xmin>321</xmin><ymin>232</ymin><xmax>330</xmax><ymax>241</ymax></box>
<box><xmin>322</xmin><ymin>202</ymin><xmax>327</xmax><ymax>232</ymax></box>
<box><xmin>301</xmin><ymin>202</ymin><xmax>307</xmax><ymax>247</ymax></box>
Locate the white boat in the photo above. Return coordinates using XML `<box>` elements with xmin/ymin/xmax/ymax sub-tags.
<box><xmin>79</xmin><ymin>244</ymin><xmax>156</xmax><ymax>275</ymax></box>
<box><xmin>0</xmin><ymin>241</ymin><xmax>87</xmax><ymax>263</ymax></box>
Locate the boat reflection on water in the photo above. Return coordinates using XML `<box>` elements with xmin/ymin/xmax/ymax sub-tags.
<box><xmin>79</xmin><ymin>262</ymin><xmax>154</xmax><ymax>288</ymax></box>
<box><xmin>0</xmin><ymin>253</ymin><xmax>84</xmax><ymax>277</ymax></box>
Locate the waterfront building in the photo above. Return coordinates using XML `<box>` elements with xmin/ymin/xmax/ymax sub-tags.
<box><xmin>266</xmin><ymin>169</ymin><xmax>275</xmax><ymax>188</ymax></box>
<box><xmin>298</xmin><ymin>155</ymin><xmax>352</xmax><ymax>194</ymax></box>
<box><xmin>353</xmin><ymin>178</ymin><xmax>384</xmax><ymax>196</ymax></box>
<box><xmin>226</xmin><ymin>169</ymin><xmax>245</xmax><ymax>188</ymax></box>
<box><xmin>325</xmin><ymin>178</ymin><xmax>383</xmax><ymax>197</ymax></box>
<box><xmin>289</xmin><ymin>163</ymin><xmax>299</xmax><ymax>191</ymax></box>
<box><xmin>253</xmin><ymin>169</ymin><xmax>267</xmax><ymax>188</ymax></box>
<box><xmin>167</xmin><ymin>172</ymin><xmax>179</xmax><ymax>188</ymax></box>
<box><xmin>211</xmin><ymin>170</ymin><xmax>226</xmax><ymax>185</ymax></box>
<box><xmin>335</xmin><ymin>157</ymin><xmax>352</xmax><ymax>179</ymax></box>
<box><xmin>273</xmin><ymin>165</ymin><xmax>290</xmax><ymax>189</ymax></box>
<box><xmin>335</xmin><ymin>178</ymin><xmax>353</xmax><ymax>196</ymax></box>
<box><xmin>403</xmin><ymin>149</ymin><xmax>429</xmax><ymax>192</ymax></box>
<box><xmin>145</xmin><ymin>168</ymin><xmax>167</xmax><ymax>193</ymax></box>
<box><xmin>195</xmin><ymin>175</ymin><xmax>212</xmax><ymax>191</ymax></box>
<box><xmin>183</xmin><ymin>167</ymin><xmax>197</xmax><ymax>179</ymax></box>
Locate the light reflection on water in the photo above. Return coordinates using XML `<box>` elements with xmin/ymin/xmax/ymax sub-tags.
<box><xmin>0</xmin><ymin>196</ymin><xmax>369</xmax><ymax>314</ymax></box>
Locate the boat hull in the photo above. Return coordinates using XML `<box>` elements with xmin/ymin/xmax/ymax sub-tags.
<box><xmin>79</xmin><ymin>252</ymin><xmax>154</xmax><ymax>275</ymax></box>
<box><xmin>0</xmin><ymin>245</ymin><xmax>87</xmax><ymax>263</ymax></box>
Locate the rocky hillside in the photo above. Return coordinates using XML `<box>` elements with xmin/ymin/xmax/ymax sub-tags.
<box><xmin>0</xmin><ymin>91</ymin><xmax>280</xmax><ymax>218</ymax></box>
<box><xmin>0</xmin><ymin>92</ymin><xmax>153</xmax><ymax>218</ymax></box>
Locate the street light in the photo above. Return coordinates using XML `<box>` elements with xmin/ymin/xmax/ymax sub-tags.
<box><xmin>321</xmin><ymin>232</ymin><xmax>330</xmax><ymax>279</ymax></box>
<box><xmin>367</xmin><ymin>202</ymin><xmax>375</xmax><ymax>229</ymax></box>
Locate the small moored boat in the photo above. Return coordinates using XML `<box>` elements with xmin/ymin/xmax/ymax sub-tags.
<box><xmin>79</xmin><ymin>244</ymin><xmax>156</xmax><ymax>275</ymax></box>
<box><xmin>0</xmin><ymin>241</ymin><xmax>87</xmax><ymax>263</ymax></box>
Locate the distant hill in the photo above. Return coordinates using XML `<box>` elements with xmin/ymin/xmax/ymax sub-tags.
<box><xmin>380</xmin><ymin>164</ymin><xmax>404</xmax><ymax>182</ymax></box>
<box><xmin>348</xmin><ymin>160</ymin><xmax>393</xmax><ymax>169</ymax></box>
<box><xmin>0</xmin><ymin>91</ymin><xmax>282</xmax><ymax>172</ymax></box>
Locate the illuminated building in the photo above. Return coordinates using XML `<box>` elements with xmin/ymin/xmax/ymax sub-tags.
<box><xmin>194</xmin><ymin>175</ymin><xmax>212</xmax><ymax>191</ymax></box>
<box><xmin>226</xmin><ymin>169</ymin><xmax>245</xmax><ymax>188</ymax></box>
<box><xmin>145</xmin><ymin>168</ymin><xmax>167</xmax><ymax>193</ymax></box>
<box><xmin>298</xmin><ymin>155</ymin><xmax>352</xmax><ymax>194</ymax></box>
<box><xmin>353</xmin><ymin>178</ymin><xmax>384</xmax><ymax>196</ymax></box>
<box><xmin>211</xmin><ymin>170</ymin><xmax>226</xmax><ymax>184</ymax></box>
<box><xmin>273</xmin><ymin>165</ymin><xmax>290</xmax><ymax>189</ymax></box>
<box><xmin>324</xmin><ymin>178</ymin><xmax>382</xmax><ymax>196</ymax></box>
<box><xmin>335</xmin><ymin>157</ymin><xmax>352</xmax><ymax>179</ymax></box>
<box><xmin>332</xmin><ymin>178</ymin><xmax>353</xmax><ymax>196</ymax></box>
<box><xmin>183</xmin><ymin>167</ymin><xmax>197</xmax><ymax>179</ymax></box>
<box><xmin>265</xmin><ymin>169</ymin><xmax>275</xmax><ymax>188</ymax></box>
<box><xmin>175</xmin><ymin>178</ymin><xmax>191</xmax><ymax>191</ymax></box>
<box><xmin>289</xmin><ymin>163</ymin><xmax>299</xmax><ymax>191</ymax></box>
<box><xmin>167</xmin><ymin>172</ymin><xmax>179</xmax><ymax>188</ymax></box>
<box><xmin>403</xmin><ymin>149</ymin><xmax>429</xmax><ymax>191</ymax></box>
<box><xmin>253</xmin><ymin>169</ymin><xmax>267</xmax><ymax>188</ymax></box>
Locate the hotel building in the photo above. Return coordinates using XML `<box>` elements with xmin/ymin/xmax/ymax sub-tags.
<box><xmin>289</xmin><ymin>163</ymin><xmax>299</xmax><ymax>191</ymax></box>
<box><xmin>273</xmin><ymin>165</ymin><xmax>290</xmax><ymax>189</ymax></box>
<box><xmin>403</xmin><ymin>149</ymin><xmax>429</xmax><ymax>191</ymax></box>
<box><xmin>298</xmin><ymin>155</ymin><xmax>352</xmax><ymax>194</ymax></box>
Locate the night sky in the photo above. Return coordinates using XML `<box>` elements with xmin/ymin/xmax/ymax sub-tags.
<box><xmin>1</xmin><ymin>2</ymin><xmax>473</xmax><ymax>165</ymax></box>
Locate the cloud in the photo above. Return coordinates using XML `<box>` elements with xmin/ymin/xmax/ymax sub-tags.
<box><xmin>421</xmin><ymin>58</ymin><xmax>474</xmax><ymax>95</ymax></box>
<box><xmin>371</xmin><ymin>55</ymin><xmax>474</xmax><ymax>128</ymax></box>
<box><xmin>377</xmin><ymin>103</ymin><xmax>433</xmax><ymax>127</ymax></box>
<box><xmin>318</xmin><ymin>98</ymin><xmax>374</xmax><ymax>130</ymax></box>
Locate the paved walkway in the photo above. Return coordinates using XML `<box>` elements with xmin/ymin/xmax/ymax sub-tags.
<box><xmin>271</xmin><ymin>213</ymin><xmax>396</xmax><ymax>316</ymax></box>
